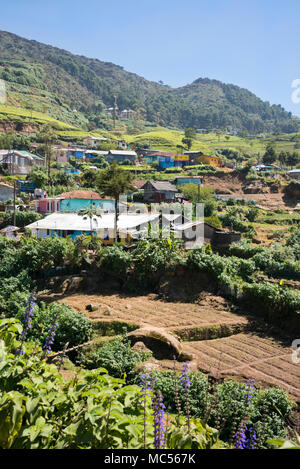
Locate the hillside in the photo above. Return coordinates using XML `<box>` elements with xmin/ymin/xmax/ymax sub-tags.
<box><xmin>0</xmin><ymin>30</ymin><xmax>299</xmax><ymax>134</ymax></box>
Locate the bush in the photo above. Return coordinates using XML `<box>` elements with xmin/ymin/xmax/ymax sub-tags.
<box><xmin>80</xmin><ymin>335</ymin><xmax>152</xmax><ymax>380</ymax></box>
<box><xmin>136</xmin><ymin>370</ymin><xmax>294</xmax><ymax>448</ymax></box>
<box><xmin>0</xmin><ymin>211</ymin><xmax>42</xmax><ymax>229</ymax></box>
<box><xmin>15</xmin><ymin>302</ymin><xmax>93</xmax><ymax>352</ymax></box>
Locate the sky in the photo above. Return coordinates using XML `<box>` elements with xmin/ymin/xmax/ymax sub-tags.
<box><xmin>1</xmin><ymin>0</ymin><xmax>300</xmax><ymax>116</ymax></box>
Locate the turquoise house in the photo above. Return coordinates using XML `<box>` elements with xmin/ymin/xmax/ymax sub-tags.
<box><xmin>174</xmin><ymin>176</ymin><xmax>204</xmax><ymax>185</ymax></box>
<box><xmin>57</xmin><ymin>190</ymin><xmax>115</xmax><ymax>213</ymax></box>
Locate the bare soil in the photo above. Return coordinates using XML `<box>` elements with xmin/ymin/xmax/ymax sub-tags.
<box><xmin>53</xmin><ymin>291</ymin><xmax>300</xmax><ymax>403</ymax></box>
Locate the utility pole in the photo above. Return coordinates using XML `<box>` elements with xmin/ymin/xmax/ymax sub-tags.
<box><xmin>113</xmin><ymin>95</ymin><xmax>118</xmax><ymax>129</ymax></box>
<box><xmin>13</xmin><ymin>180</ymin><xmax>16</xmax><ymax>226</ymax></box>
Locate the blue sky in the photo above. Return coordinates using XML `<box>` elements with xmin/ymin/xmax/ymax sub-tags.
<box><xmin>1</xmin><ymin>0</ymin><xmax>300</xmax><ymax>116</ymax></box>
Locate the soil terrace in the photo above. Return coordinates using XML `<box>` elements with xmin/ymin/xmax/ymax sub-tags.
<box><xmin>56</xmin><ymin>291</ymin><xmax>300</xmax><ymax>402</ymax></box>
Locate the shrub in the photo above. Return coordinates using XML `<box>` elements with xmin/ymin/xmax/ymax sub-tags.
<box><xmin>0</xmin><ymin>211</ymin><xmax>42</xmax><ymax>229</ymax></box>
<box><xmin>136</xmin><ymin>371</ymin><xmax>294</xmax><ymax>448</ymax></box>
<box><xmin>80</xmin><ymin>335</ymin><xmax>152</xmax><ymax>381</ymax></box>
<box><xmin>15</xmin><ymin>302</ymin><xmax>93</xmax><ymax>351</ymax></box>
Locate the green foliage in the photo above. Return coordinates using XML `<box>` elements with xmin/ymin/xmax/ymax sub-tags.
<box><xmin>26</xmin><ymin>166</ymin><xmax>48</xmax><ymax>188</ymax></box>
<box><xmin>99</xmin><ymin>244</ymin><xmax>132</xmax><ymax>281</ymax></box>
<box><xmin>14</xmin><ymin>302</ymin><xmax>93</xmax><ymax>352</ymax></box>
<box><xmin>80</xmin><ymin>335</ymin><xmax>152</xmax><ymax>380</ymax></box>
<box><xmin>136</xmin><ymin>370</ymin><xmax>294</xmax><ymax>449</ymax></box>
<box><xmin>0</xmin><ymin>211</ymin><xmax>42</xmax><ymax>229</ymax></box>
<box><xmin>0</xmin><ymin>319</ymin><xmax>217</xmax><ymax>449</ymax></box>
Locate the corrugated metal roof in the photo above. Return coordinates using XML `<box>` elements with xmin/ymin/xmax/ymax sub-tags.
<box><xmin>146</xmin><ymin>181</ymin><xmax>178</xmax><ymax>192</ymax></box>
<box><xmin>26</xmin><ymin>212</ymin><xmax>159</xmax><ymax>232</ymax></box>
<box><xmin>108</xmin><ymin>150</ymin><xmax>137</xmax><ymax>156</ymax></box>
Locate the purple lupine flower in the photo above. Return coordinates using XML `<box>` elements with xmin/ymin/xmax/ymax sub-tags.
<box><xmin>179</xmin><ymin>362</ymin><xmax>191</xmax><ymax>391</ymax></box>
<box><xmin>16</xmin><ymin>290</ymin><xmax>37</xmax><ymax>355</ymax></box>
<box><xmin>139</xmin><ymin>373</ymin><xmax>154</xmax><ymax>449</ymax></box>
<box><xmin>244</xmin><ymin>379</ymin><xmax>255</xmax><ymax>405</ymax></box>
<box><xmin>152</xmin><ymin>390</ymin><xmax>166</xmax><ymax>450</ymax></box>
<box><xmin>248</xmin><ymin>426</ymin><xmax>257</xmax><ymax>449</ymax></box>
<box><xmin>235</xmin><ymin>424</ymin><xmax>257</xmax><ymax>449</ymax></box>
<box><xmin>42</xmin><ymin>321</ymin><xmax>59</xmax><ymax>356</ymax></box>
<box><xmin>234</xmin><ymin>423</ymin><xmax>248</xmax><ymax>449</ymax></box>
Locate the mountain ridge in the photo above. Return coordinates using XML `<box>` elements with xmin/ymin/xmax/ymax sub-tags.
<box><xmin>0</xmin><ymin>29</ymin><xmax>298</xmax><ymax>134</ymax></box>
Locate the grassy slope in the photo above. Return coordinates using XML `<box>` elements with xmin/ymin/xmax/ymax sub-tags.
<box><xmin>112</xmin><ymin>126</ymin><xmax>300</xmax><ymax>155</ymax></box>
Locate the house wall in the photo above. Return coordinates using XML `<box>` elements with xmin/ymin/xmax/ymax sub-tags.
<box><xmin>0</xmin><ymin>183</ymin><xmax>14</xmax><ymax>202</ymax></box>
<box><xmin>38</xmin><ymin>199</ymin><xmax>60</xmax><ymax>214</ymax></box>
<box><xmin>175</xmin><ymin>177</ymin><xmax>203</xmax><ymax>185</ymax></box>
<box><xmin>195</xmin><ymin>155</ymin><xmax>222</xmax><ymax>167</ymax></box>
<box><xmin>106</xmin><ymin>154</ymin><xmax>136</xmax><ymax>163</ymax></box>
<box><xmin>59</xmin><ymin>198</ymin><xmax>114</xmax><ymax>212</ymax></box>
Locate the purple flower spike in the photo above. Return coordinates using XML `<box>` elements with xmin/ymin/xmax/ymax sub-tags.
<box><xmin>153</xmin><ymin>391</ymin><xmax>166</xmax><ymax>450</ymax></box>
<box><xmin>179</xmin><ymin>362</ymin><xmax>191</xmax><ymax>390</ymax></box>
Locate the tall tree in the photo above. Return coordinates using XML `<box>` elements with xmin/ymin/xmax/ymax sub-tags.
<box><xmin>96</xmin><ymin>162</ymin><xmax>134</xmax><ymax>241</ymax></box>
<box><xmin>39</xmin><ymin>124</ymin><xmax>56</xmax><ymax>182</ymax></box>
<box><xmin>262</xmin><ymin>144</ymin><xmax>277</xmax><ymax>165</ymax></box>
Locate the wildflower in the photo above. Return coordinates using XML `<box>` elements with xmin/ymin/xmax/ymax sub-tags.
<box><xmin>139</xmin><ymin>373</ymin><xmax>154</xmax><ymax>449</ymax></box>
<box><xmin>179</xmin><ymin>361</ymin><xmax>191</xmax><ymax>431</ymax></box>
<box><xmin>235</xmin><ymin>423</ymin><xmax>257</xmax><ymax>449</ymax></box>
<box><xmin>152</xmin><ymin>391</ymin><xmax>166</xmax><ymax>450</ymax></box>
<box><xmin>234</xmin><ymin>423</ymin><xmax>247</xmax><ymax>449</ymax></box>
<box><xmin>16</xmin><ymin>290</ymin><xmax>36</xmax><ymax>355</ymax></box>
<box><xmin>179</xmin><ymin>362</ymin><xmax>191</xmax><ymax>391</ymax></box>
<box><xmin>244</xmin><ymin>379</ymin><xmax>255</xmax><ymax>405</ymax></box>
<box><xmin>42</xmin><ymin>321</ymin><xmax>59</xmax><ymax>356</ymax></box>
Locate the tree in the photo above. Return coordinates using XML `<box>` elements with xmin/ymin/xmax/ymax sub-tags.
<box><xmin>182</xmin><ymin>137</ymin><xmax>193</xmax><ymax>151</ymax></box>
<box><xmin>184</xmin><ymin>128</ymin><xmax>197</xmax><ymax>139</ymax></box>
<box><xmin>96</xmin><ymin>162</ymin><xmax>134</xmax><ymax>241</ymax></box>
<box><xmin>263</xmin><ymin>144</ymin><xmax>277</xmax><ymax>165</ymax></box>
<box><xmin>78</xmin><ymin>205</ymin><xmax>101</xmax><ymax>232</ymax></box>
<box><xmin>39</xmin><ymin>124</ymin><xmax>56</xmax><ymax>181</ymax></box>
<box><xmin>286</xmin><ymin>151</ymin><xmax>300</xmax><ymax>169</ymax></box>
<box><xmin>278</xmin><ymin>151</ymin><xmax>287</xmax><ymax>168</ymax></box>
<box><xmin>26</xmin><ymin>166</ymin><xmax>48</xmax><ymax>188</ymax></box>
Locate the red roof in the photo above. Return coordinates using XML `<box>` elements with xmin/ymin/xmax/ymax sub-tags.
<box><xmin>57</xmin><ymin>190</ymin><xmax>103</xmax><ymax>200</ymax></box>
<box><xmin>132</xmin><ymin>180</ymin><xmax>146</xmax><ymax>189</ymax></box>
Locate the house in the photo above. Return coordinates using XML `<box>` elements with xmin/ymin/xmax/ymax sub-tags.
<box><xmin>173</xmin><ymin>154</ymin><xmax>189</xmax><ymax>167</ymax></box>
<box><xmin>183</xmin><ymin>152</ymin><xmax>222</xmax><ymax>167</ymax></box>
<box><xmin>159</xmin><ymin>157</ymin><xmax>174</xmax><ymax>169</ymax></box>
<box><xmin>53</xmin><ymin>146</ymin><xmax>69</xmax><ymax>163</ymax></box>
<box><xmin>83</xmin><ymin>136</ymin><xmax>108</xmax><ymax>147</ymax></box>
<box><xmin>0</xmin><ymin>150</ymin><xmax>45</xmax><ymax>175</ymax></box>
<box><xmin>35</xmin><ymin>190</ymin><xmax>115</xmax><ymax>215</ymax></box>
<box><xmin>0</xmin><ymin>182</ymin><xmax>14</xmax><ymax>202</ymax></box>
<box><xmin>142</xmin><ymin>181</ymin><xmax>178</xmax><ymax>203</ymax></box>
<box><xmin>132</xmin><ymin>180</ymin><xmax>147</xmax><ymax>190</ymax></box>
<box><xmin>287</xmin><ymin>169</ymin><xmax>300</xmax><ymax>179</ymax></box>
<box><xmin>173</xmin><ymin>221</ymin><xmax>241</xmax><ymax>249</ymax></box>
<box><xmin>67</xmin><ymin>148</ymin><xmax>85</xmax><ymax>160</ymax></box>
<box><xmin>25</xmin><ymin>212</ymin><xmax>159</xmax><ymax>244</ymax></box>
<box><xmin>106</xmin><ymin>150</ymin><xmax>137</xmax><ymax>164</ymax></box>
<box><xmin>85</xmin><ymin>150</ymin><xmax>108</xmax><ymax>160</ymax></box>
<box><xmin>174</xmin><ymin>176</ymin><xmax>204</xmax><ymax>186</ymax></box>
<box><xmin>0</xmin><ymin>225</ymin><xmax>20</xmax><ymax>239</ymax></box>
<box><xmin>119</xmin><ymin>109</ymin><xmax>136</xmax><ymax>119</ymax></box>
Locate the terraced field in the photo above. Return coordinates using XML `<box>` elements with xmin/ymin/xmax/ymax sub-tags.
<box><xmin>57</xmin><ymin>292</ymin><xmax>300</xmax><ymax>402</ymax></box>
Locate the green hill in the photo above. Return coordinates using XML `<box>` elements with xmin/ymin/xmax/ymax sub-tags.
<box><xmin>0</xmin><ymin>30</ymin><xmax>299</xmax><ymax>134</ymax></box>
